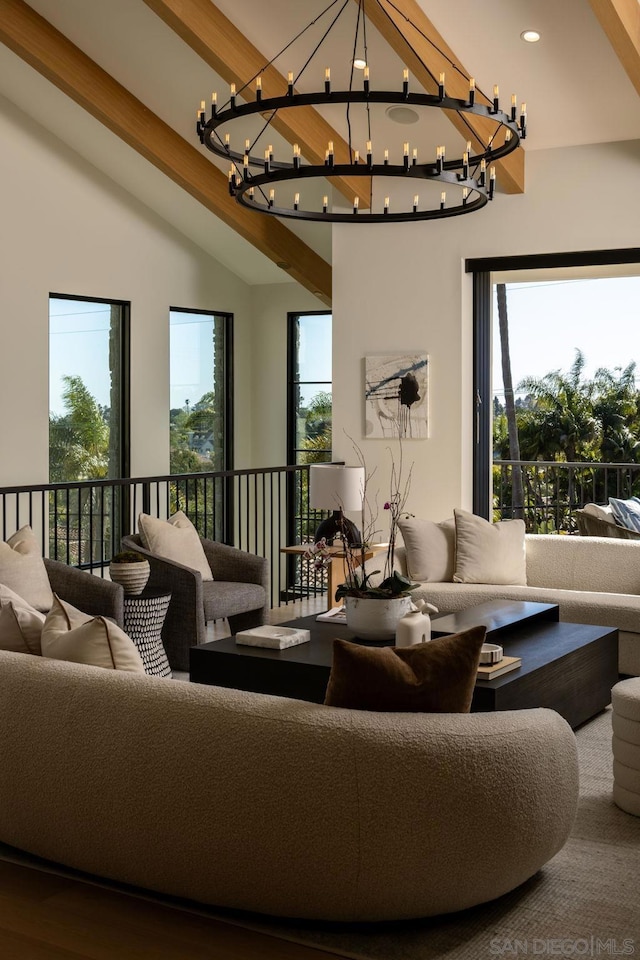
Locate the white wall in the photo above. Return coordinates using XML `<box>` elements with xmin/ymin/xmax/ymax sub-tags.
<box><xmin>0</xmin><ymin>93</ymin><xmax>253</xmax><ymax>485</ymax></box>
<box><xmin>249</xmin><ymin>283</ymin><xmax>328</xmax><ymax>468</ymax></box>
<box><xmin>332</xmin><ymin>139</ymin><xmax>640</xmax><ymax>523</ymax></box>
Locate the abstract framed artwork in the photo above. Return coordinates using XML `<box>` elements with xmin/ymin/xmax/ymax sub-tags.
<box><xmin>364</xmin><ymin>354</ymin><xmax>429</xmax><ymax>439</ymax></box>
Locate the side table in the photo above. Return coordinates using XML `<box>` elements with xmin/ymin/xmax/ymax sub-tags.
<box><xmin>123</xmin><ymin>590</ymin><xmax>172</xmax><ymax>678</ymax></box>
<box><xmin>281</xmin><ymin>544</ymin><xmax>382</xmax><ymax>609</ymax></box>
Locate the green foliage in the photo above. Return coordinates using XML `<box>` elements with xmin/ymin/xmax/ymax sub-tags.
<box><xmin>494</xmin><ymin>352</ymin><xmax>640</xmax><ymax>466</ymax></box>
<box><xmin>49</xmin><ymin>374</ymin><xmax>110</xmax><ymax>482</ymax></box>
<box><xmin>111</xmin><ymin>551</ymin><xmax>146</xmax><ymax>563</ymax></box>
<box><xmin>335</xmin><ymin>570</ymin><xmax>419</xmax><ymax>602</ymax></box>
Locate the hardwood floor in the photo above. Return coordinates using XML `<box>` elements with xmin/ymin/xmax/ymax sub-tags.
<box><xmin>1</xmin><ymin>597</ymin><xmax>340</xmax><ymax>960</ymax></box>
<box><xmin>0</xmin><ymin>859</ymin><xmax>344</xmax><ymax>959</ymax></box>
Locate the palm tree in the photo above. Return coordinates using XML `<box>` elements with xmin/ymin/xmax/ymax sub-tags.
<box><xmin>496</xmin><ymin>283</ymin><xmax>524</xmax><ymax>518</ymax></box>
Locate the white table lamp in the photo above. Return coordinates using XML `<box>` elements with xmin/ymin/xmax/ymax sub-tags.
<box><xmin>309</xmin><ymin>464</ymin><xmax>365</xmax><ymax>545</ymax></box>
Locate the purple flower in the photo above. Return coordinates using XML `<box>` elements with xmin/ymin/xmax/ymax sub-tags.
<box><xmin>383</xmin><ymin>501</ymin><xmax>391</xmax><ymax>510</ymax></box>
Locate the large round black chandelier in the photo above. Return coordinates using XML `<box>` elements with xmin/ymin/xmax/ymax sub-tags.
<box><xmin>195</xmin><ymin>0</ymin><xmax>527</xmax><ymax>223</ymax></box>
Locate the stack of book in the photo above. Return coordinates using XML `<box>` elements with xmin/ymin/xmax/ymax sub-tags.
<box><xmin>476</xmin><ymin>655</ymin><xmax>521</xmax><ymax>680</ymax></box>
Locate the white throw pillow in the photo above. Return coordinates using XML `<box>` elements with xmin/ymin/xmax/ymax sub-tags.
<box><xmin>453</xmin><ymin>509</ymin><xmax>527</xmax><ymax>586</ymax></box>
<box><xmin>0</xmin><ymin>525</ymin><xmax>53</xmax><ymax>612</ymax></box>
<box><xmin>0</xmin><ymin>583</ymin><xmax>46</xmax><ymax>654</ymax></box>
<box><xmin>397</xmin><ymin>517</ymin><xmax>455</xmax><ymax>582</ymax></box>
<box><xmin>138</xmin><ymin>511</ymin><xmax>213</xmax><ymax>581</ymax></box>
<box><xmin>41</xmin><ymin>595</ymin><xmax>145</xmax><ymax>673</ymax></box>
<box><xmin>609</xmin><ymin>497</ymin><xmax>640</xmax><ymax>533</ymax></box>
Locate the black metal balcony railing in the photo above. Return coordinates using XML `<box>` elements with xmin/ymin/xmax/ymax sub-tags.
<box><xmin>493</xmin><ymin>459</ymin><xmax>640</xmax><ymax>532</ymax></box>
<box><xmin>0</xmin><ymin>465</ymin><xmax>331</xmax><ymax>609</ymax></box>
<box><xmin>4</xmin><ymin>459</ymin><xmax>637</xmax><ymax>608</ymax></box>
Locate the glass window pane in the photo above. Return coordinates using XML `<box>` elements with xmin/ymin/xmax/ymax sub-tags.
<box><xmin>49</xmin><ymin>297</ymin><xmax>124</xmax><ymax>482</ymax></box>
<box><xmin>169</xmin><ymin>309</ymin><xmax>228</xmax><ymax>475</ymax></box>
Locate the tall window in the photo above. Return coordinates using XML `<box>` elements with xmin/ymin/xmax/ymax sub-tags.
<box><xmin>288</xmin><ymin>311</ymin><xmax>332</xmax><ymax>465</ymax></box>
<box><xmin>468</xmin><ymin>251</ymin><xmax>640</xmax><ymax>527</ymax></box>
<box><xmin>49</xmin><ymin>295</ymin><xmax>128</xmax><ymax>482</ymax></box>
<box><xmin>169</xmin><ymin>308</ymin><xmax>232</xmax><ymax>475</ymax></box>
<box><xmin>49</xmin><ymin>294</ymin><xmax>129</xmax><ymax>566</ymax></box>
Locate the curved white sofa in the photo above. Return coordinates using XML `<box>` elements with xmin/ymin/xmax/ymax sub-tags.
<box><xmin>0</xmin><ymin>650</ymin><xmax>578</xmax><ymax>921</ymax></box>
<box><xmin>402</xmin><ymin>535</ymin><xmax>640</xmax><ymax>676</ymax></box>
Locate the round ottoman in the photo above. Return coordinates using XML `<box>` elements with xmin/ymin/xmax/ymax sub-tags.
<box><xmin>612</xmin><ymin>678</ymin><xmax>640</xmax><ymax>816</ymax></box>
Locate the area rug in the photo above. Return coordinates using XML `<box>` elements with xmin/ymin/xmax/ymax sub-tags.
<box><xmin>1</xmin><ymin>708</ymin><xmax>639</xmax><ymax>960</ymax></box>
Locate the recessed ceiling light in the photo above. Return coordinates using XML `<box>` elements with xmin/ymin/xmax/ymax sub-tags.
<box><xmin>385</xmin><ymin>104</ymin><xmax>419</xmax><ymax>124</ymax></box>
<box><xmin>521</xmin><ymin>29</ymin><xmax>541</xmax><ymax>43</ymax></box>
<box><xmin>353</xmin><ymin>58</ymin><xmax>367</xmax><ymax>70</ymax></box>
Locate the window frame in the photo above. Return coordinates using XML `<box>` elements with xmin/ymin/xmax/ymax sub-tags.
<box><xmin>465</xmin><ymin>247</ymin><xmax>640</xmax><ymax>518</ymax></box>
<box><xmin>49</xmin><ymin>291</ymin><xmax>131</xmax><ymax>480</ymax></box>
<box><xmin>287</xmin><ymin>310</ymin><xmax>332</xmax><ymax>466</ymax></box>
<box><xmin>168</xmin><ymin>306</ymin><xmax>234</xmax><ymax>474</ymax></box>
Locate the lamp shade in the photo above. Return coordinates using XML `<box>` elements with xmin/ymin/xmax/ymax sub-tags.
<box><xmin>309</xmin><ymin>465</ymin><xmax>365</xmax><ymax>512</ymax></box>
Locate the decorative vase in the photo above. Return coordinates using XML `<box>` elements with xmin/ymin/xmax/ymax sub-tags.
<box><xmin>395</xmin><ymin>600</ymin><xmax>440</xmax><ymax>648</ymax></box>
<box><xmin>109</xmin><ymin>560</ymin><xmax>150</xmax><ymax>597</ymax></box>
<box><xmin>344</xmin><ymin>595</ymin><xmax>413</xmax><ymax>641</ymax></box>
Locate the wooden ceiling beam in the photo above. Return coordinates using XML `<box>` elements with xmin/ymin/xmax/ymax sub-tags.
<box><xmin>0</xmin><ymin>0</ymin><xmax>331</xmax><ymax>305</ymax></box>
<box><xmin>143</xmin><ymin>0</ymin><xmax>370</xmax><ymax>209</ymax></box>
<box><xmin>589</xmin><ymin>0</ymin><xmax>640</xmax><ymax>97</ymax></box>
<box><xmin>358</xmin><ymin>0</ymin><xmax>525</xmax><ymax>195</ymax></box>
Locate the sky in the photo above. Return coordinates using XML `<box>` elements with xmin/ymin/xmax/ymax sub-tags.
<box><xmin>492</xmin><ymin>276</ymin><xmax>640</xmax><ymax>402</ymax></box>
<box><xmin>49</xmin><ymin>299</ymin><xmax>113</xmax><ymax>417</ymax></box>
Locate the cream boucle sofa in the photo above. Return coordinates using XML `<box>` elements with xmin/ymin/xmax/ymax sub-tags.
<box><xmin>0</xmin><ymin>650</ymin><xmax>578</xmax><ymax>922</ymax></box>
<box><xmin>402</xmin><ymin>535</ymin><xmax>640</xmax><ymax>676</ymax></box>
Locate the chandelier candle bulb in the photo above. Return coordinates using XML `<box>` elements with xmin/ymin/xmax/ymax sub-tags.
<box><xmin>264</xmin><ymin>148</ymin><xmax>269</xmax><ymax>172</ymax></box>
<box><xmin>412</xmin><ymin>147</ymin><xmax>418</xmax><ymax>165</ymax></box>
<box><xmin>403</xmin><ymin>141</ymin><xmax>409</xmax><ymax>170</ymax></box>
<box><xmin>353</xmin><ymin>196</ymin><xmax>359</xmax><ymax>214</ymax></box>
<box><xmin>322</xmin><ymin>195</ymin><xmax>328</xmax><ymax>213</ymax></box>
<box><xmin>520</xmin><ymin>102</ymin><xmax>527</xmax><ymax>137</ymax></box>
<box><xmin>440</xmin><ymin>190</ymin><xmax>446</xmax><ymax>209</ymax></box>
<box><xmin>243</xmin><ymin>153</ymin><xmax>249</xmax><ymax>172</ymax></box>
<box><xmin>463</xmin><ymin>150</ymin><xmax>469</xmax><ymax>178</ymax></box>
<box><xmin>293</xmin><ymin>143</ymin><xmax>300</xmax><ymax>169</ymax></box>
<box><xmin>268</xmin><ymin>145</ymin><xmax>273</xmax><ymax>161</ymax></box>
<box><xmin>469</xmin><ymin>77</ymin><xmax>475</xmax><ymax>105</ymax></box>
<box><xmin>294</xmin><ymin>192</ymin><xmax>299</xmax><ymax>210</ymax></box>
<box><xmin>211</xmin><ymin>91</ymin><xmax>217</xmax><ymax>116</ymax></box>
<box><xmin>354</xmin><ymin>149</ymin><xmax>360</xmax><ymax>164</ymax></box>
<box><xmin>403</xmin><ymin>67</ymin><xmax>409</xmax><ymax>97</ymax></box>
<box><xmin>363</xmin><ymin>65</ymin><xmax>370</xmax><ymax>94</ymax></box>
<box><xmin>269</xmin><ymin>188</ymin><xmax>275</xmax><ymax>207</ymax></box>
<box><xmin>248</xmin><ymin>186</ymin><xmax>254</xmax><ymax>199</ymax></box>
<box><xmin>230</xmin><ymin>82</ymin><xmax>236</xmax><ymax>108</ymax></box>
<box><xmin>384</xmin><ymin>196</ymin><xmax>390</xmax><ymax>214</ymax></box>
<box><xmin>384</xmin><ymin>148</ymin><xmax>389</xmax><ymax>165</ymax></box>
<box><xmin>413</xmin><ymin>194</ymin><xmax>419</xmax><ymax>212</ymax></box>
<box><xmin>255</xmin><ymin>76</ymin><xmax>262</xmax><ymax>100</ymax></box>
<box><xmin>463</xmin><ymin>186</ymin><xmax>469</xmax><ymax>205</ymax></box>
<box><xmin>511</xmin><ymin>93</ymin><xmax>517</xmax><ymax>122</ymax></box>
<box><xmin>489</xmin><ymin>166</ymin><xmax>496</xmax><ymax>199</ymax></box>
<box><xmin>224</xmin><ymin>132</ymin><xmax>230</xmax><ymax>148</ymax></box>
<box><xmin>480</xmin><ymin>158</ymin><xmax>487</xmax><ymax>185</ymax></box>
<box><xmin>288</xmin><ymin>71</ymin><xmax>294</xmax><ymax>96</ymax></box>
<box><xmin>328</xmin><ymin>140</ymin><xmax>334</xmax><ymax>165</ymax></box>
<box><xmin>367</xmin><ymin>140</ymin><xmax>372</xmax><ymax>166</ymax></box>
<box><xmin>493</xmin><ymin>84</ymin><xmax>499</xmax><ymax>112</ymax></box>
<box><xmin>245</xmin><ymin>138</ymin><xmax>250</xmax><ymax>153</ymax></box>
<box><xmin>438</xmin><ymin>72</ymin><xmax>445</xmax><ymax>99</ymax></box>
<box><xmin>325</xmin><ymin>67</ymin><xmax>331</xmax><ymax>94</ymax></box>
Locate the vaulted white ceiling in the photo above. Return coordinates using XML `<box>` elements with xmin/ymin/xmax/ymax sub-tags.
<box><xmin>1</xmin><ymin>0</ymin><xmax>639</xmax><ymax>290</ymax></box>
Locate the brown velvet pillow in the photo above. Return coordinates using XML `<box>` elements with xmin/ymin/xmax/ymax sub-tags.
<box><xmin>324</xmin><ymin>626</ymin><xmax>486</xmax><ymax>713</ymax></box>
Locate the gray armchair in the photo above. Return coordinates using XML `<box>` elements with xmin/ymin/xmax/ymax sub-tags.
<box><xmin>44</xmin><ymin>558</ymin><xmax>125</xmax><ymax>624</ymax></box>
<box><xmin>121</xmin><ymin>533</ymin><xmax>269</xmax><ymax>671</ymax></box>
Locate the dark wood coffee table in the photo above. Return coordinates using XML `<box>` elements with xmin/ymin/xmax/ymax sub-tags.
<box><xmin>189</xmin><ymin>600</ymin><xmax>619</xmax><ymax>729</ymax></box>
